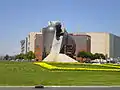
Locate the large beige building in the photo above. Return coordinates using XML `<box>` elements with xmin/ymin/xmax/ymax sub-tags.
<box><xmin>21</xmin><ymin>31</ymin><xmax>120</xmax><ymax>58</ymax></box>
<box><xmin>86</xmin><ymin>32</ymin><xmax>120</xmax><ymax>58</ymax></box>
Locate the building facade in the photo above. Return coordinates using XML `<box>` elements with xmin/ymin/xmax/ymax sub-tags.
<box><xmin>26</xmin><ymin>32</ymin><xmax>42</xmax><ymax>53</ymax></box>
<box><xmin>34</xmin><ymin>33</ymin><xmax>43</xmax><ymax>61</ymax></box>
<box><xmin>20</xmin><ymin>40</ymin><xmax>25</xmax><ymax>54</ymax></box>
<box><xmin>21</xmin><ymin>30</ymin><xmax>120</xmax><ymax>59</ymax></box>
<box><xmin>20</xmin><ymin>32</ymin><xmax>42</xmax><ymax>54</ymax></box>
<box><xmin>86</xmin><ymin>32</ymin><xmax>120</xmax><ymax>58</ymax></box>
<box><xmin>21</xmin><ymin>31</ymin><xmax>91</xmax><ymax>60</ymax></box>
<box><xmin>70</xmin><ymin>33</ymin><xmax>91</xmax><ymax>55</ymax></box>
<box><xmin>109</xmin><ymin>33</ymin><xmax>120</xmax><ymax>58</ymax></box>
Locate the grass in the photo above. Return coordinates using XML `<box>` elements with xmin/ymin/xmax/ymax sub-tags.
<box><xmin>0</xmin><ymin>61</ymin><xmax>120</xmax><ymax>86</ymax></box>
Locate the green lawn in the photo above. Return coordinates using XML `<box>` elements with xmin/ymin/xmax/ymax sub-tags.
<box><xmin>0</xmin><ymin>61</ymin><xmax>120</xmax><ymax>86</ymax></box>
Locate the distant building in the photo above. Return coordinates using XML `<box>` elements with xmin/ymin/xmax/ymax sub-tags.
<box><xmin>20</xmin><ymin>32</ymin><xmax>42</xmax><ymax>54</ymax></box>
<box><xmin>26</xmin><ymin>32</ymin><xmax>42</xmax><ymax>53</ymax></box>
<box><xmin>20</xmin><ymin>40</ymin><xmax>25</xmax><ymax>54</ymax></box>
<box><xmin>69</xmin><ymin>33</ymin><xmax>91</xmax><ymax>55</ymax></box>
<box><xmin>34</xmin><ymin>33</ymin><xmax>43</xmax><ymax>61</ymax></box>
<box><xmin>0</xmin><ymin>56</ymin><xmax>4</xmax><ymax>60</ymax></box>
<box><xmin>21</xmin><ymin>30</ymin><xmax>120</xmax><ymax>59</ymax></box>
<box><xmin>20</xmin><ymin>37</ymin><xmax>28</xmax><ymax>54</ymax></box>
<box><xmin>21</xmin><ymin>31</ymin><xmax>91</xmax><ymax>60</ymax></box>
<box><xmin>86</xmin><ymin>32</ymin><xmax>120</xmax><ymax>58</ymax></box>
<box><xmin>25</xmin><ymin>37</ymin><xmax>28</xmax><ymax>53</ymax></box>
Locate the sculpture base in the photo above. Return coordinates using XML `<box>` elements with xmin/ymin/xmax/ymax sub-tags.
<box><xmin>43</xmin><ymin>53</ymin><xmax>77</xmax><ymax>62</ymax></box>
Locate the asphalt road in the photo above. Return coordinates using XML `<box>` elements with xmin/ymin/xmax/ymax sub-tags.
<box><xmin>0</xmin><ymin>87</ymin><xmax>120</xmax><ymax>90</ymax></box>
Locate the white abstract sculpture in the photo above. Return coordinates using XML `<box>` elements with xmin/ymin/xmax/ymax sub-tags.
<box><xmin>43</xmin><ymin>21</ymin><xmax>77</xmax><ymax>62</ymax></box>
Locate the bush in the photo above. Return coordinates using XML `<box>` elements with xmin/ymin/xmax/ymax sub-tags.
<box><xmin>77</xmin><ymin>51</ymin><xmax>106</xmax><ymax>60</ymax></box>
<box><xmin>77</xmin><ymin>51</ymin><xmax>93</xmax><ymax>59</ymax></box>
<box><xmin>15</xmin><ymin>51</ymin><xmax>35</xmax><ymax>60</ymax></box>
<box><xmin>93</xmin><ymin>53</ymin><xmax>105</xmax><ymax>59</ymax></box>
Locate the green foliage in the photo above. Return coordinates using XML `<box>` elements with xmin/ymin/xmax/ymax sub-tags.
<box><xmin>15</xmin><ymin>51</ymin><xmax>35</xmax><ymax>60</ymax></box>
<box><xmin>77</xmin><ymin>51</ymin><xmax>93</xmax><ymax>59</ymax></box>
<box><xmin>77</xmin><ymin>51</ymin><xmax>105</xmax><ymax>60</ymax></box>
<box><xmin>26</xmin><ymin>51</ymin><xmax>35</xmax><ymax>60</ymax></box>
<box><xmin>15</xmin><ymin>53</ymin><xmax>25</xmax><ymax>59</ymax></box>
<box><xmin>4</xmin><ymin>54</ymin><xmax>9</xmax><ymax>60</ymax></box>
<box><xmin>93</xmin><ymin>53</ymin><xmax>105</xmax><ymax>59</ymax></box>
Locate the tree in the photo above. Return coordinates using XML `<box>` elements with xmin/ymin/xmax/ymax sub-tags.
<box><xmin>77</xmin><ymin>51</ymin><xmax>86</xmax><ymax>58</ymax></box>
<box><xmin>4</xmin><ymin>54</ymin><xmax>9</xmax><ymax>60</ymax></box>
<box><xmin>15</xmin><ymin>54</ymin><xmax>20</xmax><ymax>59</ymax></box>
<box><xmin>15</xmin><ymin>51</ymin><xmax>35</xmax><ymax>60</ymax></box>
<box><xmin>93</xmin><ymin>53</ymin><xmax>105</xmax><ymax>59</ymax></box>
<box><xmin>86</xmin><ymin>52</ymin><xmax>93</xmax><ymax>59</ymax></box>
<box><xmin>23</xmin><ymin>54</ymin><xmax>27</xmax><ymax>60</ymax></box>
<box><xmin>15</xmin><ymin>53</ymin><xmax>25</xmax><ymax>59</ymax></box>
<box><xmin>26</xmin><ymin>51</ymin><xmax>35</xmax><ymax>60</ymax></box>
<box><xmin>20</xmin><ymin>53</ymin><xmax>25</xmax><ymax>59</ymax></box>
<box><xmin>77</xmin><ymin>51</ymin><xmax>93</xmax><ymax>59</ymax></box>
<box><xmin>99</xmin><ymin>53</ymin><xmax>105</xmax><ymax>59</ymax></box>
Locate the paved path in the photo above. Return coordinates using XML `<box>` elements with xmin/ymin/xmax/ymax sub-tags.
<box><xmin>0</xmin><ymin>87</ymin><xmax>120</xmax><ymax>90</ymax></box>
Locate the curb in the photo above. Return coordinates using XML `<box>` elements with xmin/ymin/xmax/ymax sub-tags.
<box><xmin>0</xmin><ymin>86</ymin><xmax>120</xmax><ymax>88</ymax></box>
<box><xmin>0</xmin><ymin>86</ymin><xmax>34</xmax><ymax>88</ymax></box>
<box><xmin>45</xmin><ymin>86</ymin><xmax>120</xmax><ymax>88</ymax></box>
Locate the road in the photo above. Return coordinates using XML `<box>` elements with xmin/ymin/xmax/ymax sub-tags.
<box><xmin>0</xmin><ymin>87</ymin><xmax>120</xmax><ymax>90</ymax></box>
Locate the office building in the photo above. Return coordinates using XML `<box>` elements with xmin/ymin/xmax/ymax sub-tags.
<box><xmin>27</xmin><ymin>32</ymin><xmax>42</xmax><ymax>53</ymax></box>
<box><xmin>86</xmin><ymin>32</ymin><xmax>120</xmax><ymax>58</ymax></box>
<box><xmin>20</xmin><ymin>32</ymin><xmax>42</xmax><ymax>54</ymax></box>
<box><xmin>34</xmin><ymin>33</ymin><xmax>43</xmax><ymax>61</ymax></box>
<box><xmin>70</xmin><ymin>33</ymin><xmax>91</xmax><ymax>55</ymax></box>
<box><xmin>20</xmin><ymin>40</ymin><xmax>26</xmax><ymax>54</ymax></box>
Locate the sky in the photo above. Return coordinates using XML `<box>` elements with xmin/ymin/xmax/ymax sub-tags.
<box><xmin>0</xmin><ymin>0</ymin><xmax>120</xmax><ymax>55</ymax></box>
